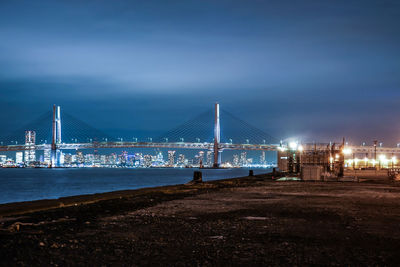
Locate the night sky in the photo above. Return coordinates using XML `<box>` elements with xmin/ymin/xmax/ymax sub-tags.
<box><xmin>1</xmin><ymin>0</ymin><xmax>400</xmax><ymax>145</ymax></box>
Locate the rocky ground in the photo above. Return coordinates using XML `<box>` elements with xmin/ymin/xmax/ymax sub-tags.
<box><xmin>1</xmin><ymin>174</ymin><xmax>400</xmax><ymax>266</ymax></box>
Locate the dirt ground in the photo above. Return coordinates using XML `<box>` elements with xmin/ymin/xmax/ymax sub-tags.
<box><xmin>1</xmin><ymin>174</ymin><xmax>400</xmax><ymax>266</ymax></box>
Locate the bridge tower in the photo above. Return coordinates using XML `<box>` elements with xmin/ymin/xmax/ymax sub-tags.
<box><xmin>51</xmin><ymin>105</ymin><xmax>62</xmax><ymax>167</ymax></box>
<box><xmin>213</xmin><ymin>102</ymin><xmax>221</xmax><ymax>168</ymax></box>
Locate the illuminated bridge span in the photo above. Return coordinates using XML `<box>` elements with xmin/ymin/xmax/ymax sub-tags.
<box><xmin>0</xmin><ymin>103</ymin><xmax>281</xmax><ymax>167</ymax></box>
<box><xmin>0</xmin><ymin>142</ymin><xmax>279</xmax><ymax>152</ymax></box>
<box><xmin>2</xmin><ymin>103</ymin><xmax>399</xmax><ymax>168</ymax></box>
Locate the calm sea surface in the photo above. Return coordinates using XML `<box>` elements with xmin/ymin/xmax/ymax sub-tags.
<box><xmin>0</xmin><ymin>168</ymin><xmax>271</xmax><ymax>204</ymax></box>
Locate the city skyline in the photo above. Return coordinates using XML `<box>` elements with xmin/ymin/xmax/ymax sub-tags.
<box><xmin>0</xmin><ymin>148</ymin><xmax>276</xmax><ymax>169</ymax></box>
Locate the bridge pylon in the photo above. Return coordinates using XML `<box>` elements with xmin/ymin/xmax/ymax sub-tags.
<box><xmin>51</xmin><ymin>105</ymin><xmax>62</xmax><ymax>167</ymax></box>
<box><xmin>213</xmin><ymin>102</ymin><xmax>221</xmax><ymax>168</ymax></box>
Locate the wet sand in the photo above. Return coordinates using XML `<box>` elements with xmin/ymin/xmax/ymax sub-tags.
<box><xmin>1</xmin><ymin>173</ymin><xmax>400</xmax><ymax>266</ymax></box>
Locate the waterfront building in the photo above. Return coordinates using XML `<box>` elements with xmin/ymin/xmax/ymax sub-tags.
<box><xmin>198</xmin><ymin>151</ymin><xmax>204</xmax><ymax>166</ymax></box>
<box><xmin>44</xmin><ymin>149</ymin><xmax>51</xmax><ymax>164</ymax></box>
<box><xmin>24</xmin><ymin>130</ymin><xmax>36</xmax><ymax>164</ymax></box>
<box><xmin>260</xmin><ymin>151</ymin><xmax>266</xmax><ymax>165</ymax></box>
<box><xmin>76</xmin><ymin>151</ymin><xmax>84</xmax><ymax>164</ymax></box>
<box><xmin>168</xmin><ymin>150</ymin><xmax>176</xmax><ymax>167</ymax></box>
<box><xmin>233</xmin><ymin>154</ymin><xmax>239</xmax><ymax>167</ymax></box>
<box><xmin>16</xmin><ymin>152</ymin><xmax>23</xmax><ymax>164</ymax></box>
<box><xmin>206</xmin><ymin>151</ymin><xmax>213</xmax><ymax>167</ymax></box>
<box><xmin>134</xmin><ymin>153</ymin><xmax>143</xmax><ymax>167</ymax></box>
<box><xmin>119</xmin><ymin>151</ymin><xmax>128</xmax><ymax>166</ymax></box>
<box><xmin>144</xmin><ymin>155</ymin><xmax>152</xmax><ymax>167</ymax></box>
<box><xmin>59</xmin><ymin>152</ymin><xmax>65</xmax><ymax>165</ymax></box>
<box><xmin>0</xmin><ymin>155</ymin><xmax>6</xmax><ymax>164</ymax></box>
<box><xmin>100</xmin><ymin>155</ymin><xmax>106</xmax><ymax>165</ymax></box>
<box><xmin>85</xmin><ymin>154</ymin><xmax>94</xmax><ymax>165</ymax></box>
<box><xmin>177</xmin><ymin>154</ymin><xmax>185</xmax><ymax>166</ymax></box>
<box><xmin>110</xmin><ymin>153</ymin><xmax>118</xmax><ymax>165</ymax></box>
<box><xmin>64</xmin><ymin>154</ymin><xmax>73</xmax><ymax>165</ymax></box>
<box><xmin>240</xmin><ymin>152</ymin><xmax>247</xmax><ymax>166</ymax></box>
<box><xmin>154</xmin><ymin>151</ymin><xmax>164</xmax><ymax>166</ymax></box>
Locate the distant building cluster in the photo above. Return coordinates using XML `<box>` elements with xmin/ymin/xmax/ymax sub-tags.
<box><xmin>0</xmin><ymin>149</ymin><xmax>275</xmax><ymax>169</ymax></box>
<box><xmin>0</xmin><ymin>130</ymin><xmax>276</xmax><ymax>168</ymax></box>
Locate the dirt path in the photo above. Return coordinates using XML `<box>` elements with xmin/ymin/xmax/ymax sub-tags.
<box><xmin>1</xmin><ymin>176</ymin><xmax>400</xmax><ymax>266</ymax></box>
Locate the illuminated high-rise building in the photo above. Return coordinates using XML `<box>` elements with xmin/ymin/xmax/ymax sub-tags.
<box><xmin>177</xmin><ymin>154</ymin><xmax>185</xmax><ymax>166</ymax></box>
<box><xmin>44</xmin><ymin>149</ymin><xmax>51</xmax><ymax>164</ymax></box>
<box><xmin>198</xmin><ymin>151</ymin><xmax>204</xmax><ymax>166</ymax></box>
<box><xmin>111</xmin><ymin>153</ymin><xmax>118</xmax><ymax>165</ymax></box>
<box><xmin>64</xmin><ymin>154</ymin><xmax>72</xmax><ymax>165</ymax></box>
<box><xmin>240</xmin><ymin>152</ymin><xmax>247</xmax><ymax>166</ymax></box>
<box><xmin>206</xmin><ymin>151</ymin><xmax>213</xmax><ymax>167</ymax></box>
<box><xmin>134</xmin><ymin>153</ymin><xmax>143</xmax><ymax>166</ymax></box>
<box><xmin>24</xmin><ymin>130</ymin><xmax>36</xmax><ymax>163</ymax></box>
<box><xmin>260</xmin><ymin>151</ymin><xmax>266</xmax><ymax>165</ymax></box>
<box><xmin>233</xmin><ymin>154</ymin><xmax>239</xmax><ymax>167</ymax></box>
<box><xmin>119</xmin><ymin>151</ymin><xmax>128</xmax><ymax>166</ymax></box>
<box><xmin>16</xmin><ymin>152</ymin><xmax>23</xmax><ymax>164</ymax></box>
<box><xmin>156</xmin><ymin>151</ymin><xmax>164</xmax><ymax>165</ymax></box>
<box><xmin>168</xmin><ymin>150</ymin><xmax>176</xmax><ymax>167</ymax></box>
<box><xmin>144</xmin><ymin>155</ymin><xmax>152</xmax><ymax>167</ymax></box>
<box><xmin>76</xmin><ymin>151</ymin><xmax>84</xmax><ymax>164</ymax></box>
<box><xmin>59</xmin><ymin>152</ymin><xmax>65</xmax><ymax>165</ymax></box>
<box><xmin>100</xmin><ymin>155</ymin><xmax>106</xmax><ymax>165</ymax></box>
<box><xmin>85</xmin><ymin>154</ymin><xmax>94</xmax><ymax>165</ymax></box>
<box><xmin>0</xmin><ymin>155</ymin><xmax>6</xmax><ymax>164</ymax></box>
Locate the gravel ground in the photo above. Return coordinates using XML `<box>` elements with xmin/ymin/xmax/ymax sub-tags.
<box><xmin>0</xmin><ymin>174</ymin><xmax>400</xmax><ymax>266</ymax></box>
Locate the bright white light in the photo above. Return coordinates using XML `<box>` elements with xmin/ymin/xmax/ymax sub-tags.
<box><xmin>289</xmin><ymin>142</ymin><xmax>298</xmax><ymax>150</ymax></box>
<box><xmin>298</xmin><ymin>145</ymin><xmax>304</xmax><ymax>152</ymax></box>
<box><xmin>278</xmin><ymin>146</ymin><xmax>286</xmax><ymax>152</ymax></box>
<box><xmin>392</xmin><ymin>156</ymin><xmax>397</xmax><ymax>164</ymax></box>
<box><xmin>343</xmin><ymin>148</ymin><xmax>352</xmax><ymax>155</ymax></box>
<box><xmin>379</xmin><ymin>154</ymin><xmax>386</xmax><ymax>161</ymax></box>
<box><xmin>335</xmin><ymin>154</ymin><xmax>340</xmax><ymax>159</ymax></box>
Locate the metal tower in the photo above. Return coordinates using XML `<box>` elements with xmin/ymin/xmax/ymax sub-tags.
<box><xmin>51</xmin><ymin>105</ymin><xmax>62</xmax><ymax>167</ymax></box>
<box><xmin>213</xmin><ymin>102</ymin><xmax>221</xmax><ymax>168</ymax></box>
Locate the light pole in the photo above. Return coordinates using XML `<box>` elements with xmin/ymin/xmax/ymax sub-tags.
<box><xmin>374</xmin><ymin>140</ymin><xmax>377</xmax><ymax>169</ymax></box>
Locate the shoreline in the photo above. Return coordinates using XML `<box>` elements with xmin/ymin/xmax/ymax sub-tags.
<box><xmin>1</xmin><ymin>172</ymin><xmax>400</xmax><ymax>265</ymax></box>
<box><xmin>0</xmin><ymin>173</ymin><xmax>271</xmax><ymax>218</ymax></box>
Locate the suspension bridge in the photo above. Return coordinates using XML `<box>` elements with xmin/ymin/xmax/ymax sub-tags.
<box><xmin>0</xmin><ymin>103</ymin><xmax>281</xmax><ymax>167</ymax></box>
<box><xmin>1</xmin><ymin>103</ymin><xmax>400</xmax><ymax>168</ymax></box>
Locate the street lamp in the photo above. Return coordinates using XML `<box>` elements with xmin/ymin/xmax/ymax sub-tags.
<box><xmin>289</xmin><ymin>141</ymin><xmax>298</xmax><ymax>151</ymax></box>
<box><xmin>379</xmin><ymin>154</ymin><xmax>386</xmax><ymax>169</ymax></box>
<box><xmin>343</xmin><ymin>148</ymin><xmax>352</xmax><ymax>155</ymax></box>
<box><xmin>392</xmin><ymin>156</ymin><xmax>397</xmax><ymax>168</ymax></box>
